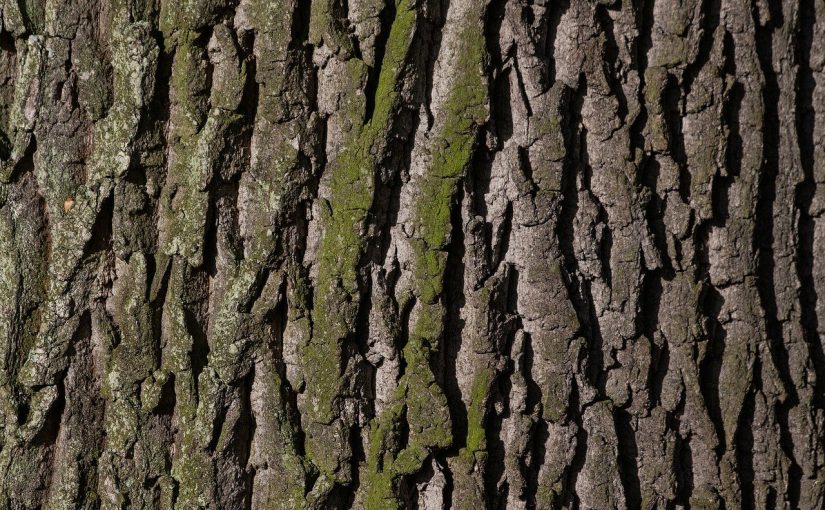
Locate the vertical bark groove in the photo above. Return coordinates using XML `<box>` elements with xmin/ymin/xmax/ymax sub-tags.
<box><xmin>0</xmin><ymin>0</ymin><xmax>821</xmax><ymax>508</ymax></box>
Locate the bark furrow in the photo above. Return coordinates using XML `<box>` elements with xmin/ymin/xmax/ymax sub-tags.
<box><xmin>0</xmin><ymin>0</ymin><xmax>822</xmax><ymax>508</ymax></box>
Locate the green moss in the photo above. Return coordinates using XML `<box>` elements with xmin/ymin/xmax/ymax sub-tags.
<box><xmin>160</xmin><ymin>263</ymin><xmax>194</xmax><ymax>374</ymax></box>
<box><xmin>206</xmin><ymin>262</ymin><xmax>258</xmax><ymax>383</ymax></box>
<box><xmin>109</xmin><ymin>254</ymin><xmax>155</xmax><ymax>386</ymax></box>
<box><xmin>643</xmin><ymin>67</ymin><xmax>667</xmax><ymax>106</ymax></box>
<box><xmin>209</xmin><ymin>46</ymin><xmax>247</xmax><ymax>111</ymax></box>
<box><xmin>361</xmin><ymin>370</ymin><xmax>451</xmax><ymax>507</ymax></box>
<box><xmin>358</xmin><ymin>258</ymin><xmax>463</xmax><ymax>497</ymax></box>
<box><xmin>0</xmin><ymin>37</ymin><xmax>43</xmax><ymax>184</ymax></box>
<box><xmin>400</xmin><ymin>352</ymin><xmax>452</xmax><ymax>453</ymax></box>
<box><xmin>170</xmin><ymin>369</ymin><xmax>221</xmax><ymax>508</ymax></box>
<box><xmin>401</xmin><ymin>0</ymin><xmax>488</xmax><ymax>464</ymax></box>
<box><xmin>640</xmin><ymin>495</ymin><xmax>652</xmax><ymax>510</ymax></box>
<box><xmin>371</xmin><ymin>0</ymin><xmax>416</xmax><ymax>122</ymax></box>
<box><xmin>303</xmin><ymin>1</ymin><xmax>419</xmax><ymax>474</ymax></box>
<box><xmin>18</xmin><ymin>18</ymin><xmax>158</xmax><ymax>389</ymax></box>
<box><xmin>0</xmin><ymin>213</ymin><xmax>16</xmax><ymax>385</ymax></box>
<box><xmin>536</xmin><ymin>485</ymin><xmax>562</xmax><ymax>509</ymax></box>
<box><xmin>364</xmin><ymin>471</ymin><xmax>399</xmax><ymax>510</ymax></box>
<box><xmin>412</xmin><ymin>301</ymin><xmax>444</xmax><ymax>343</ymax></box>
<box><xmin>308</xmin><ymin>0</ymin><xmax>356</xmax><ymax>54</ymax></box>
<box><xmin>159</xmin><ymin>0</ymin><xmax>209</xmax><ymax>34</ymax></box>
<box><xmin>464</xmin><ymin>368</ymin><xmax>493</xmax><ymax>454</ymax></box>
<box><xmin>19</xmin><ymin>0</ymin><xmax>45</xmax><ymax>34</ymax></box>
<box><xmin>409</xmin><ymin>6</ymin><xmax>488</xmax><ymax>299</ymax></box>
<box><xmin>362</xmin><ymin>397</ymin><xmax>406</xmax><ymax>510</ymax></box>
<box><xmin>360</xmin><ymin>6</ymin><xmax>489</xmax><ymax>506</ymax></box>
<box><xmin>161</xmin><ymin>29</ymin><xmax>247</xmax><ymax>267</ymax></box>
<box><xmin>103</xmin><ymin>397</ymin><xmax>140</xmax><ymax>454</ymax></box>
<box><xmin>140</xmin><ymin>371</ymin><xmax>168</xmax><ymax>412</ymax></box>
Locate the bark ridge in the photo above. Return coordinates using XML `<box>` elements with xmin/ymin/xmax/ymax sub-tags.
<box><xmin>0</xmin><ymin>0</ymin><xmax>822</xmax><ymax>508</ymax></box>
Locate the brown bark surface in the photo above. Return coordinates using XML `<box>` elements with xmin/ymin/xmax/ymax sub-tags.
<box><xmin>0</xmin><ymin>0</ymin><xmax>823</xmax><ymax>508</ymax></box>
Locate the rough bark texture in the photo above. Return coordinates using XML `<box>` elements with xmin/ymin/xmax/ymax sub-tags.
<box><xmin>0</xmin><ymin>0</ymin><xmax>823</xmax><ymax>508</ymax></box>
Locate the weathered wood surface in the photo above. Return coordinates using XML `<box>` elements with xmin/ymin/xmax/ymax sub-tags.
<box><xmin>0</xmin><ymin>0</ymin><xmax>822</xmax><ymax>508</ymax></box>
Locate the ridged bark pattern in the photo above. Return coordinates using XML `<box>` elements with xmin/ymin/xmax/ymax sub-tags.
<box><xmin>0</xmin><ymin>0</ymin><xmax>822</xmax><ymax>508</ymax></box>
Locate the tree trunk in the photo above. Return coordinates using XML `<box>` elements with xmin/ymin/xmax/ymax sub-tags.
<box><xmin>0</xmin><ymin>0</ymin><xmax>822</xmax><ymax>508</ymax></box>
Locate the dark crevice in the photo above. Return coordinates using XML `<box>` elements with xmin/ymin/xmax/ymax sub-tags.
<box><xmin>486</xmin><ymin>361</ymin><xmax>508</xmax><ymax>508</ymax></box>
<box><xmin>682</xmin><ymin>0</ymin><xmax>722</xmax><ymax>97</ymax></box>
<box><xmin>634</xmin><ymin>0</ymin><xmax>654</xmax><ymax>74</ymax></box>
<box><xmin>28</xmin><ymin>380</ymin><xmax>65</xmax><ymax>510</ymax></box>
<box><xmin>363</xmin><ymin>0</ymin><xmax>396</xmax><ymax>124</ymax></box>
<box><xmin>795</xmin><ymin>0</ymin><xmax>825</xmax><ymax>414</ymax></box>
<box><xmin>673</xmin><ymin>422</ymin><xmax>696</xmax><ymax>506</ymax></box>
<box><xmin>563</xmin><ymin>379</ymin><xmax>588</xmax><ymax>509</ymax></box>
<box><xmin>750</xmin><ymin>2</ymin><xmax>782</xmax><ymax>351</ymax></box>
<box><xmin>734</xmin><ymin>360</ymin><xmax>758</xmax><ymax>510</ymax></box>
<box><xmin>440</xmin><ymin>453</ymin><xmax>455</xmax><ymax>510</ymax></box>
<box><xmin>614</xmin><ymin>408</ymin><xmax>642</xmax><ymax>509</ymax></box>
<box><xmin>524</xmin><ymin>357</ymin><xmax>547</xmax><ymax>508</ymax></box>
<box><xmin>183</xmin><ymin>279</ymin><xmax>210</xmax><ymax>394</ymax></box>
<box><xmin>290</xmin><ymin>0</ymin><xmax>313</xmax><ymax>46</ymax></box>
<box><xmin>202</xmin><ymin>192</ymin><xmax>220</xmax><ymax>277</ymax></box>
<box><xmin>593</xmin><ymin>6</ymin><xmax>629</xmax><ymax>124</ymax></box>
<box><xmin>560</xmin><ymin>79</ymin><xmax>608</xmax><ymax>398</ymax></box>
<box><xmin>510</xmin><ymin>56</ymin><xmax>533</xmax><ymax>118</ymax></box>
<box><xmin>238</xmin><ymin>30</ymin><xmax>258</xmax><ymax>123</ymax></box>
<box><xmin>630</xmin><ymin>0</ymin><xmax>653</xmax><ymax>155</ymax></box>
<box><xmin>785</xmin><ymin>0</ymin><xmax>820</xmax><ymax>504</ymax></box>
<box><xmin>663</xmin><ymin>74</ymin><xmax>691</xmax><ymax>203</ymax></box>
<box><xmin>637</xmin><ymin>199</ymin><xmax>664</xmax><ymax>325</ymax></box>
<box><xmin>638</xmin><ymin>267</ymin><xmax>663</xmax><ymax>400</ymax></box>
<box><xmin>597</xmin><ymin>220</ymin><xmax>613</xmax><ymax>295</ymax></box>
<box><xmin>396</xmin><ymin>295</ymin><xmax>415</xmax><ymax>382</ymax></box>
<box><xmin>641</xmin><ymin>157</ymin><xmax>674</xmax><ymax>276</ymax></box>
<box><xmin>16</xmin><ymin>0</ymin><xmax>44</xmax><ymax>35</ymax></box>
<box><xmin>7</xmin><ymin>135</ymin><xmax>36</xmax><ymax>183</ymax></box>
<box><xmin>84</xmin><ymin>191</ymin><xmax>114</xmax><ymax>258</ymax></box>
<box><xmin>722</xmin><ymin>32</ymin><xmax>743</xmax><ymax>180</ymax></box>
<box><xmin>232</xmin><ymin>373</ymin><xmax>257</xmax><ymax>508</ymax></box>
<box><xmin>543</xmin><ymin>0</ymin><xmax>569</xmax><ymax>86</ymax></box>
<box><xmin>648</xmin><ymin>336</ymin><xmax>669</xmax><ymax>409</ymax></box>
<box><xmin>557</xmin><ymin>81</ymin><xmax>591</xmax><ymax>344</ymax></box>
<box><xmin>698</xmin><ymin>284</ymin><xmax>727</xmax><ymax>454</ymax></box>
<box><xmin>488</xmin><ymin>199</ymin><xmax>513</xmax><ymax>284</ymax></box>
<box><xmin>345</xmin><ymin>423</ymin><xmax>364</xmax><ymax>508</ymax></box>
<box><xmin>353</xmin><ymin>272</ymin><xmax>374</xmax><ymax>403</ymax></box>
<box><xmin>491</xmin><ymin>67</ymin><xmax>514</xmax><ymax>143</ymax></box>
<box><xmin>420</xmin><ymin>0</ymin><xmax>450</xmax><ymax>129</ymax></box>
<box><xmin>751</xmin><ymin>8</ymin><xmax>803</xmax><ymax>505</ymax></box>
<box><xmin>442</xmin><ymin>176</ymin><xmax>467</xmax><ymax>447</ymax></box>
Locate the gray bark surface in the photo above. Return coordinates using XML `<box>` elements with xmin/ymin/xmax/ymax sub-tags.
<box><xmin>0</xmin><ymin>0</ymin><xmax>823</xmax><ymax>508</ymax></box>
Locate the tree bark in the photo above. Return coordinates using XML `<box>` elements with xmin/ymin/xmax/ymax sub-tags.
<box><xmin>0</xmin><ymin>0</ymin><xmax>822</xmax><ymax>508</ymax></box>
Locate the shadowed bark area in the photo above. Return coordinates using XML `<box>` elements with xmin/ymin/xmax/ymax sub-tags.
<box><xmin>0</xmin><ymin>0</ymin><xmax>822</xmax><ymax>508</ymax></box>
